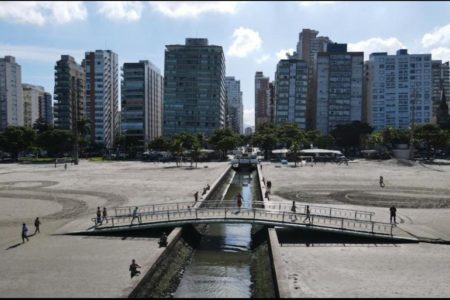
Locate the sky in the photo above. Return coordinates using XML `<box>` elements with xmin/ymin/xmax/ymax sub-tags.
<box><xmin>1</xmin><ymin>1</ymin><xmax>450</xmax><ymax>129</ymax></box>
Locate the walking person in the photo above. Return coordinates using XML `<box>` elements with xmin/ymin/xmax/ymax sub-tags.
<box><xmin>102</xmin><ymin>207</ymin><xmax>108</xmax><ymax>224</ymax></box>
<box><xmin>390</xmin><ymin>205</ymin><xmax>397</xmax><ymax>224</ymax></box>
<box><xmin>64</xmin><ymin>162</ymin><xmax>67</xmax><ymax>170</ymax></box>
<box><xmin>34</xmin><ymin>217</ymin><xmax>41</xmax><ymax>234</ymax></box>
<box><xmin>21</xmin><ymin>223</ymin><xmax>29</xmax><ymax>243</ymax></box>
<box><xmin>379</xmin><ymin>176</ymin><xmax>385</xmax><ymax>188</ymax></box>
<box><xmin>194</xmin><ymin>191</ymin><xmax>199</xmax><ymax>203</ymax></box>
<box><xmin>236</xmin><ymin>193</ymin><xmax>243</xmax><ymax>213</ymax></box>
<box><xmin>96</xmin><ymin>206</ymin><xmax>102</xmax><ymax>225</ymax></box>
<box><xmin>303</xmin><ymin>205</ymin><xmax>311</xmax><ymax>223</ymax></box>
<box><xmin>129</xmin><ymin>259</ymin><xmax>141</xmax><ymax>278</ymax></box>
<box><xmin>130</xmin><ymin>207</ymin><xmax>141</xmax><ymax>225</ymax></box>
<box><xmin>291</xmin><ymin>201</ymin><xmax>297</xmax><ymax>221</ymax></box>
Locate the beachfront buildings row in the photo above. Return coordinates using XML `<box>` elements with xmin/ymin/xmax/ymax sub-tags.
<box><xmin>255</xmin><ymin>28</ymin><xmax>450</xmax><ymax>134</ymax></box>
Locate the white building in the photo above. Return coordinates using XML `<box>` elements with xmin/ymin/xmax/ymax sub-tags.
<box><xmin>22</xmin><ymin>84</ymin><xmax>45</xmax><ymax>127</ymax></box>
<box><xmin>315</xmin><ymin>43</ymin><xmax>364</xmax><ymax>134</ymax></box>
<box><xmin>225</xmin><ymin>76</ymin><xmax>244</xmax><ymax>134</ymax></box>
<box><xmin>83</xmin><ymin>50</ymin><xmax>119</xmax><ymax>149</ymax></box>
<box><xmin>0</xmin><ymin>56</ymin><xmax>23</xmax><ymax>129</ymax></box>
<box><xmin>367</xmin><ymin>49</ymin><xmax>432</xmax><ymax>130</ymax></box>
<box><xmin>274</xmin><ymin>59</ymin><xmax>308</xmax><ymax>129</ymax></box>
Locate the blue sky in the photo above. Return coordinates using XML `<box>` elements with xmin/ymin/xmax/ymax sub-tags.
<box><xmin>1</xmin><ymin>1</ymin><xmax>450</xmax><ymax>128</ymax></box>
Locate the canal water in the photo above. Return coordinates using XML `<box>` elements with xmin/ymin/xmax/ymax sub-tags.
<box><xmin>173</xmin><ymin>171</ymin><xmax>256</xmax><ymax>298</ymax></box>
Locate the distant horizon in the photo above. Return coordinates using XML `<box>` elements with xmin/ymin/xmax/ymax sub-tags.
<box><xmin>1</xmin><ymin>1</ymin><xmax>450</xmax><ymax>128</ymax></box>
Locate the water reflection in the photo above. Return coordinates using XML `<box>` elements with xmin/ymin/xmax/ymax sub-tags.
<box><xmin>173</xmin><ymin>171</ymin><xmax>255</xmax><ymax>298</ymax></box>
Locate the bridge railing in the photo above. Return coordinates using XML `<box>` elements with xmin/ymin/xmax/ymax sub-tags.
<box><xmin>113</xmin><ymin>200</ymin><xmax>374</xmax><ymax>222</ymax></box>
<box><xmin>94</xmin><ymin>207</ymin><xmax>392</xmax><ymax>236</ymax></box>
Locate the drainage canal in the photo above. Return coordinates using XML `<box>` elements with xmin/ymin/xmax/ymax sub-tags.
<box><xmin>172</xmin><ymin>170</ymin><xmax>274</xmax><ymax>298</ymax></box>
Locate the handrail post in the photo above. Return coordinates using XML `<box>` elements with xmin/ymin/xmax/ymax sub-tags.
<box><xmin>167</xmin><ymin>211</ymin><xmax>170</xmax><ymax>221</ymax></box>
<box><xmin>370</xmin><ymin>213</ymin><xmax>373</xmax><ymax>222</ymax></box>
<box><xmin>177</xmin><ymin>203</ymin><xmax>179</xmax><ymax>211</ymax></box>
<box><xmin>371</xmin><ymin>221</ymin><xmax>374</xmax><ymax>233</ymax></box>
<box><xmin>253</xmin><ymin>208</ymin><xmax>256</xmax><ymax>220</ymax></box>
<box><xmin>195</xmin><ymin>209</ymin><xmax>198</xmax><ymax>220</ymax></box>
<box><xmin>391</xmin><ymin>224</ymin><xmax>393</xmax><ymax>236</ymax></box>
<box><xmin>341</xmin><ymin>218</ymin><xmax>344</xmax><ymax>229</ymax></box>
<box><xmin>329</xmin><ymin>208</ymin><xmax>332</xmax><ymax>217</ymax></box>
<box><xmin>153</xmin><ymin>205</ymin><xmax>155</xmax><ymax>213</ymax></box>
<box><xmin>355</xmin><ymin>210</ymin><xmax>357</xmax><ymax>220</ymax></box>
<box><xmin>225</xmin><ymin>208</ymin><xmax>227</xmax><ymax>218</ymax></box>
<box><xmin>282</xmin><ymin>212</ymin><xmax>285</xmax><ymax>223</ymax></box>
<box><xmin>112</xmin><ymin>218</ymin><xmax>114</xmax><ymax>227</ymax></box>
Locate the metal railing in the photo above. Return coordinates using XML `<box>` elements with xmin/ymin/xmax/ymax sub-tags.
<box><xmin>113</xmin><ymin>200</ymin><xmax>374</xmax><ymax>221</ymax></box>
<box><xmin>94</xmin><ymin>206</ymin><xmax>392</xmax><ymax>236</ymax></box>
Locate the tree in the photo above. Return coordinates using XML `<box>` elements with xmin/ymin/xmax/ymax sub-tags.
<box><xmin>37</xmin><ymin>129</ymin><xmax>73</xmax><ymax>157</ymax></box>
<box><xmin>331</xmin><ymin>121</ymin><xmax>373</xmax><ymax>153</ymax></box>
<box><xmin>0</xmin><ymin>126</ymin><xmax>36</xmax><ymax>160</ymax></box>
<box><xmin>414</xmin><ymin>124</ymin><xmax>450</xmax><ymax>159</ymax></box>
<box><xmin>252</xmin><ymin>123</ymin><xmax>278</xmax><ymax>160</ymax></box>
<box><xmin>33</xmin><ymin>118</ymin><xmax>53</xmax><ymax>134</ymax></box>
<box><xmin>190</xmin><ymin>140</ymin><xmax>202</xmax><ymax>168</ymax></box>
<box><xmin>148</xmin><ymin>136</ymin><xmax>169</xmax><ymax>151</ymax></box>
<box><xmin>208</xmin><ymin>128</ymin><xmax>240</xmax><ymax>160</ymax></box>
<box><xmin>316</xmin><ymin>134</ymin><xmax>335</xmax><ymax>149</ymax></box>
<box><xmin>290</xmin><ymin>141</ymin><xmax>301</xmax><ymax>167</ymax></box>
<box><xmin>278</xmin><ymin>123</ymin><xmax>305</xmax><ymax>148</ymax></box>
<box><xmin>169</xmin><ymin>136</ymin><xmax>184</xmax><ymax>167</ymax></box>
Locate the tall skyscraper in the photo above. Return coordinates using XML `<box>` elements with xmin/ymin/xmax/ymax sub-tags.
<box><xmin>431</xmin><ymin>60</ymin><xmax>450</xmax><ymax>123</ymax></box>
<box><xmin>274</xmin><ymin>59</ymin><xmax>308</xmax><ymax>129</ymax></box>
<box><xmin>121</xmin><ymin>60</ymin><xmax>163</xmax><ymax>149</ymax></box>
<box><xmin>225</xmin><ymin>76</ymin><xmax>243</xmax><ymax>134</ymax></box>
<box><xmin>54</xmin><ymin>55</ymin><xmax>86</xmax><ymax>132</ymax></box>
<box><xmin>255</xmin><ymin>71</ymin><xmax>271</xmax><ymax>129</ymax></box>
<box><xmin>40</xmin><ymin>92</ymin><xmax>53</xmax><ymax>125</ymax></box>
<box><xmin>82</xmin><ymin>50</ymin><xmax>119</xmax><ymax>149</ymax></box>
<box><xmin>22</xmin><ymin>84</ymin><xmax>45</xmax><ymax>127</ymax></box>
<box><xmin>315</xmin><ymin>43</ymin><xmax>364</xmax><ymax>134</ymax></box>
<box><xmin>367</xmin><ymin>49</ymin><xmax>433</xmax><ymax>131</ymax></box>
<box><xmin>0</xmin><ymin>56</ymin><xmax>23</xmax><ymax>130</ymax></box>
<box><xmin>294</xmin><ymin>29</ymin><xmax>332</xmax><ymax>129</ymax></box>
<box><xmin>163</xmin><ymin>38</ymin><xmax>225</xmax><ymax>137</ymax></box>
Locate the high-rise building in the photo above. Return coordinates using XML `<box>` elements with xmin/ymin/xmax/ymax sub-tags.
<box><xmin>295</xmin><ymin>29</ymin><xmax>332</xmax><ymax>129</ymax></box>
<box><xmin>121</xmin><ymin>60</ymin><xmax>163</xmax><ymax>149</ymax></box>
<box><xmin>82</xmin><ymin>50</ymin><xmax>119</xmax><ymax>149</ymax></box>
<box><xmin>163</xmin><ymin>38</ymin><xmax>226</xmax><ymax>137</ymax></box>
<box><xmin>225</xmin><ymin>76</ymin><xmax>243</xmax><ymax>134</ymax></box>
<box><xmin>22</xmin><ymin>84</ymin><xmax>45</xmax><ymax>127</ymax></box>
<box><xmin>54</xmin><ymin>55</ymin><xmax>85</xmax><ymax>132</ymax></box>
<box><xmin>274</xmin><ymin>59</ymin><xmax>308</xmax><ymax>129</ymax></box>
<box><xmin>315</xmin><ymin>43</ymin><xmax>364</xmax><ymax>134</ymax></box>
<box><xmin>255</xmin><ymin>71</ymin><xmax>271</xmax><ymax>129</ymax></box>
<box><xmin>367</xmin><ymin>49</ymin><xmax>433</xmax><ymax>131</ymax></box>
<box><xmin>269</xmin><ymin>82</ymin><xmax>276</xmax><ymax>123</ymax></box>
<box><xmin>40</xmin><ymin>92</ymin><xmax>53</xmax><ymax>125</ymax></box>
<box><xmin>432</xmin><ymin>60</ymin><xmax>450</xmax><ymax>123</ymax></box>
<box><xmin>245</xmin><ymin>126</ymin><xmax>254</xmax><ymax>135</ymax></box>
<box><xmin>0</xmin><ymin>56</ymin><xmax>23</xmax><ymax>130</ymax></box>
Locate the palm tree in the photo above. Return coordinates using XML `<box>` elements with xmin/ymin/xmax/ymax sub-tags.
<box><xmin>290</xmin><ymin>141</ymin><xmax>301</xmax><ymax>167</ymax></box>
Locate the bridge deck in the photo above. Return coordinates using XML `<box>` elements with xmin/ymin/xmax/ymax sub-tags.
<box><xmin>90</xmin><ymin>205</ymin><xmax>412</xmax><ymax>239</ymax></box>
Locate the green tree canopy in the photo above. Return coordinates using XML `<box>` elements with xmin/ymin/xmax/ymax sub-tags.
<box><xmin>0</xmin><ymin>126</ymin><xmax>36</xmax><ymax>160</ymax></box>
<box><xmin>36</xmin><ymin>129</ymin><xmax>73</xmax><ymax>157</ymax></box>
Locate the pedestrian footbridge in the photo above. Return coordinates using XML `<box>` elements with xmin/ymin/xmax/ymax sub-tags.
<box><xmin>87</xmin><ymin>200</ymin><xmax>415</xmax><ymax>241</ymax></box>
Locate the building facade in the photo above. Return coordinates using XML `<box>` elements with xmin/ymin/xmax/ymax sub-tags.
<box><xmin>274</xmin><ymin>59</ymin><xmax>308</xmax><ymax>129</ymax></box>
<box><xmin>83</xmin><ymin>50</ymin><xmax>119</xmax><ymax>149</ymax></box>
<box><xmin>431</xmin><ymin>60</ymin><xmax>450</xmax><ymax>123</ymax></box>
<box><xmin>121</xmin><ymin>60</ymin><xmax>163</xmax><ymax>149</ymax></box>
<box><xmin>367</xmin><ymin>49</ymin><xmax>433</xmax><ymax>131</ymax></box>
<box><xmin>225</xmin><ymin>76</ymin><xmax>243</xmax><ymax>134</ymax></box>
<box><xmin>163</xmin><ymin>38</ymin><xmax>226</xmax><ymax>137</ymax></box>
<box><xmin>315</xmin><ymin>43</ymin><xmax>364</xmax><ymax>134</ymax></box>
<box><xmin>54</xmin><ymin>55</ymin><xmax>86</xmax><ymax>132</ymax></box>
<box><xmin>255</xmin><ymin>71</ymin><xmax>271</xmax><ymax>129</ymax></box>
<box><xmin>41</xmin><ymin>92</ymin><xmax>53</xmax><ymax>125</ymax></box>
<box><xmin>0</xmin><ymin>56</ymin><xmax>23</xmax><ymax>130</ymax></box>
<box><xmin>22</xmin><ymin>84</ymin><xmax>45</xmax><ymax>127</ymax></box>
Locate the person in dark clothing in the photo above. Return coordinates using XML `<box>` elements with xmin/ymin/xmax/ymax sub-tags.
<box><xmin>236</xmin><ymin>193</ymin><xmax>243</xmax><ymax>213</ymax></box>
<box><xmin>96</xmin><ymin>207</ymin><xmax>102</xmax><ymax>225</ymax></box>
<box><xmin>379</xmin><ymin>176</ymin><xmax>385</xmax><ymax>188</ymax></box>
<box><xmin>267</xmin><ymin>181</ymin><xmax>272</xmax><ymax>190</ymax></box>
<box><xmin>34</xmin><ymin>217</ymin><xmax>41</xmax><ymax>234</ymax></box>
<box><xmin>390</xmin><ymin>205</ymin><xmax>397</xmax><ymax>224</ymax></box>
<box><xmin>303</xmin><ymin>205</ymin><xmax>311</xmax><ymax>223</ymax></box>
<box><xmin>194</xmin><ymin>191</ymin><xmax>199</xmax><ymax>203</ymax></box>
<box><xmin>129</xmin><ymin>259</ymin><xmax>141</xmax><ymax>278</ymax></box>
<box><xmin>102</xmin><ymin>207</ymin><xmax>108</xmax><ymax>224</ymax></box>
<box><xmin>291</xmin><ymin>201</ymin><xmax>297</xmax><ymax>221</ymax></box>
<box><xmin>22</xmin><ymin>223</ymin><xmax>29</xmax><ymax>243</ymax></box>
<box><xmin>159</xmin><ymin>232</ymin><xmax>168</xmax><ymax>247</ymax></box>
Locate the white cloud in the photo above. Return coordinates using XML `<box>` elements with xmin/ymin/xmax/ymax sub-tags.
<box><xmin>429</xmin><ymin>47</ymin><xmax>450</xmax><ymax>62</ymax></box>
<box><xmin>0</xmin><ymin>2</ymin><xmax>87</xmax><ymax>26</ymax></box>
<box><xmin>148</xmin><ymin>1</ymin><xmax>238</xmax><ymax>19</ymax></box>
<box><xmin>348</xmin><ymin>37</ymin><xmax>405</xmax><ymax>59</ymax></box>
<box><xmin>0</xmin><ymin>44</ymin><xmax>84</xmax><ymax>63</ymax></box>
<box><xmin>243</xmin><ymin>108</ymin><xmax>255</xmax><ymax>127</ymax></box>
<box><xmin>227</xmin><ymin>27</ymin><xmax>262</xmax><ymax>58</ymax></box>
<box><xmin>422</xmin><ymin>23</ymin><xmax>450</xmax><ymax>48</ymax></box>
<box><xmin>255</xmin><ymin>54</ymin><xmax>270</xmax><ymax>64</ymax></box>
<box><xmin>275</xmin><ymin>48</ymin><xmax>295</xmax><ymax>60</ymax></box>
<box><xmin>97</xmin><ymin>1</ymin><xmax>144</xmax><ymax>22</ymax></box>
<box><xmin>298</xmin><ymin>1</ymin><xmax>336</xmax><ymax>7</ymax></box>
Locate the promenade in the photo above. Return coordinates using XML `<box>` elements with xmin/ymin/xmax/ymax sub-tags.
<box><xmin>0</xmin><ymin>160</ymin><xmax>229</xmax><ymax>297</ymax></box>
<box><xmin>262</xmin><ymin>159</ymin><xmax>450</xmax><ymax>297</ymax></box>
